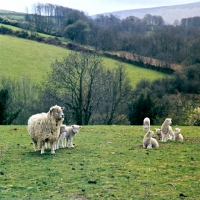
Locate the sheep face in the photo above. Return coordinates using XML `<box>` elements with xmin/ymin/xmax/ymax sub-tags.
<box><xmin>50</xmin><ymin>105</ymin><xmax>65</xmax><ymax>121</ymax></box>
<box><xmin>146</xmin><ymin>130</ymin><xmax>154</xmax><ymax>138</ymax></box>
<box><xmin>71</xmin><ymin>125</ymin><xmax>82</xmax><ymax>134</ymax></box>
<box><xmin>165</xmin><ymin>118</ymin><xmax>172</xmax><ymax>125</ymax></box>
<box><xmin>174</xmin><ymin>128</ymin><xmax>181</xmax><ymax>134</ymax></box>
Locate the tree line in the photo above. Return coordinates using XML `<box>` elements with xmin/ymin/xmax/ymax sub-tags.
<box><xmin>1</xmin><ymin>52</ymin><xmax>200</xmax><ymax>126</ymax></box>
<box><xmin>22</xmin><ymin>3</ymin><xmax>200</xmax><ymax>67</ymax></box>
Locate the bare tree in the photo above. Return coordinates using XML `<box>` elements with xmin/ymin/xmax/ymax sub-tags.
<box><xmin>46</xmin><ymin>51</ymin><xmax>103</xmax><ymax>125</ymax></box>
<box><xmin>95</xmin><ymin>63</ymin><xmax>132</xmax><ymax>124</ymax></box>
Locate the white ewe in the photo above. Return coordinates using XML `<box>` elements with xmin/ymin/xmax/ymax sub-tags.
<box><xmin>55</xmin><ymin>124</ymin><xmax>82</xmax><ymax>150</ymax></box>
<box><xmin>28</xmin><ymin>105</ymin><xmax>65</xmax><ymax>154</ymax></box>
<box><xmin>143</xmin><ymin>117</ymin><xmax>150</xmax><ymax>131</ymax></box>
<box><xmin>143</xmin><ymin>130</ymin><xmax>159</xmax><ymax>149</ymax></box>
<box><xmin>174</xmin><ymin>128</ymin><xmax>184</xmax><ymax>142</ymax></box>
<box><xmin>161</xmin><ymin>118</ymin><xmax>172</xmax><ymax>142</ymax></box>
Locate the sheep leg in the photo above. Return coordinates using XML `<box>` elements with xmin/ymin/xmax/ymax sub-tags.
<box><xmin>69</xmin><ymin>137</ymin><xmax>74</xmax><ymax>148</ymax></box>
<box><xmin>40</xmin><ymin>142</ymin><xmax>45</xmax><ymax>154</ymax></box>
<box><xmin>66</xmin><ymin>138</ymin><xmax>69</xmax><ymax>148</ymax></box>
<box><xmin>161</xmin><ymin>134</ymin><xmax>167</xmax><ymax>142</ymax></box>
<box><xmin>50</xmin><ymin>142</ymin><xmax>55</xmax><ymax>154</ymax></box>
<box><xmin>32</xmin><ymin>139</ymin><xmax>39</xmax><ymax>151</ymax></box>
<box><xmin>147</xmin><ymin>143</ymin><xmax>152</xmax><ymax>149</ymax></box>
<box><xmin>171</xmin><ymin>133</ymin><xmax>175</xmax><ymax>141</ymax></box>
<box><xmin>60</xmin><ymin>139</ymin><xmax>64</xmax><ymax>148</ymax></box>
<box><xmin>55</xmin><ymin>140</ymin><xmax>59</xmax><ymax>150</ymax></box>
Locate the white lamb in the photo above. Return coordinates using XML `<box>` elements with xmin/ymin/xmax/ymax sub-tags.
<box><xmin>161</xmin><ymin>118</ymin><xmax>172</xmax><ymax>142</ymax></box>
<box><xmin>143</xmin><ymin>117</ymin><xmax>150</xmax><ymax>131</ymax></box>
<box><xmin>155</xmin><ymin>128</ymin><xmax>162</xmax><ymax>140</ymax></box>
<box><xmin>28</xmin><ymin>105</ymin><xmax>65</xmax><ymax>154</ymax></box>
<box><xmin>143</xmin><ymin>130</ymin><xmax>159</xmax><ymax>149</ymax></box>
<box><xmin>174</xmin><ymin>128</ymin><xmax>184</xmax><ymax>142</ymax></box>
<box><xmin>55</xmin><ymin>124</ymin><xmax>82</xmax><ymax>150</ymax></box>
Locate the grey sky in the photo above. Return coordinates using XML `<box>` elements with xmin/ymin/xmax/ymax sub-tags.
<box><xmin>0</xmin><ymin>0</ymin><xmax>199</xmax><ymax>15</ymax></box>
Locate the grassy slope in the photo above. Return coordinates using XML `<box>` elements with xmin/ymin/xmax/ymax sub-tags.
<box><xmin>0</xmin><ymin>34</ymin><xmax>169</xmax><ymax>86</ymax></box>
<box><xmin>0</xmin><ymin>125</ymin><xmax>199</xmax><ymax>199</ymax></box>
<box><xmin>0</xmin><ymin>34</ymin><xmax>71</xmax><ymax>83</ymax></box>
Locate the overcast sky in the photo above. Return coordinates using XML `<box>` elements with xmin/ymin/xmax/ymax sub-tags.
<box><xmin>1</xmin><ymin>0</ymin><xmax>199</xmax><ymax>15</ymax></box>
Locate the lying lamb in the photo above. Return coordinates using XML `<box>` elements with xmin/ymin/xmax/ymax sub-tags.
<box><xmin>143</xmin><ymin>130</ymin><xmax>159</xmax><ymax>149</ymax></box>
<box><xmin>55</xmin><ymin>124</ymin><xmax>82</xmax><ymax>150</ymax></box>
<box><xmin>155</xmin><ymin>128</ymin><xmax>162</xmax><ymax>140</ymax></box>
<box><xmin>28</xmin><ymin>105</ymin><xmax>65</xmax><ymax>154</ymax></box>
<box><xmin>174</xmin><ymin>128</ymin><xmax>184</xmax><ymax>142</ymax></box>
<box><xmin>143</xmin><ymin>117</ymin><xmax>150</xmax><ymax>131</ymax></box>
<box><xmin>161</xmin><ymin>118</ymin><xmax>173</xmax><ymax>142</ymax></box>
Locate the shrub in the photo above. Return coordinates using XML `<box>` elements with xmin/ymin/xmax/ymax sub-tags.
<box><xmin>187</xmin><ymin>107</ymin><xmax>200</xmax><ymax>125</ymax></box>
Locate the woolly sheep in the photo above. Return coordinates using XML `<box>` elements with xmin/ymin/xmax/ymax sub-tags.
<box><xmin>143</xmin><ymin>130</ymin><xmax>159</xmax><ymax>149</ymax></box>
<box><xmin>55</xmin><ymin>124</ymin><xmax>82</xmax><ymax>150</ymax></box>
<box><xmin>161</xmin><ymin>118</ymin><xmax>172</xmax><ymax>142</ymax></box>
<box><xmin>28</xmin><ymin>105</ymin><xmax>65</xmax><ymax>154</ymax></box>
<box><xmin>174</xmin><ymin>128</ymin><xmax>184</xmax><ymax>141</ymax></box>
<box><xmin>143</xmin><ymin>117</ymin><xmax>150</xmax><ymax>131</ymax></box>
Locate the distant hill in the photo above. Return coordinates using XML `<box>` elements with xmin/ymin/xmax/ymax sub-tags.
<box><xmin>92</xmin><ymin>2</ymin><xmax>200</xmax><ymax>24</ymax></box>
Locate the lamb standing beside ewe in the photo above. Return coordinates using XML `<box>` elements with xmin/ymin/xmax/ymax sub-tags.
<box><xmin>28</xmin><ymin>105</ymin><xmax>65</xmax><ymax>154</ymax></box>
<box><xmin>161</xmin><ymin>118</ymin><xmax>172</xmax><ymax>142</ymax></box>
<box><xmin>143</xmin><ymin>130</ymin><xmax>159</xmax><ymax>149</ymax></box>
<box><xmin>55</xmin><ymin>124</ymin><xmax>82</xmax><ymax>150</ymax></box>
<box><xmin>143</xmin><ymin>117</ymin><xmax>150</xmax><ymax>131</ymax></box>
<box><xmin>174</xmin><ymin>128</ymin><xmax>184</xmax><ymax>141</ymax></box>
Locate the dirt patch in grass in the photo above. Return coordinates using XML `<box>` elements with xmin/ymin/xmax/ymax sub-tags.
<box><xmin>184</xmin><ymin>137</ymin><xmax>200</xmax><ymax>142</ymax></box>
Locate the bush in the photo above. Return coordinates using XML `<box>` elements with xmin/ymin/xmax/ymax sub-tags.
<box><xmin>187</xmin><ymin>107</ymin><xmax>200</xmax><ymax>126</ymax></box>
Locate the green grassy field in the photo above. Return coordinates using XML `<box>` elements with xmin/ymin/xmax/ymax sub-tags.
<box><xmin>0</xmin><ymin>10</ymin><xmax>25</xmax><ymax>21</ymax></box>
<box><xmin>0</xmin><ymin>34</ymin><xmax>170</xmax><ymax>86</ymax></box>
<box><xmin>0</xmin><ymin>125</ymin><xmax>199</xmax><ymax>199</ymax></box>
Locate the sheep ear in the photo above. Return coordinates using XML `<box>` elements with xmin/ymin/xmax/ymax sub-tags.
<box><xmin>50</xmin><ymin>108</ymin><xmax>54</xmax><ymax>115</ymax></box>
<box><xmin>61</xmin><ymin>107</ymin><xmax>65</xmax><ymax>110</ymax></box>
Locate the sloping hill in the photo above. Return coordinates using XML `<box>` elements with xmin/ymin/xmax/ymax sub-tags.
<box><xmin>0</xmin><ymin>34</ymin><xmax>169</xmax><ymax>86</ymax></box>
<box><xmin>93</xmin><ymin>2</ymin><xmax>200</xmax><ymax>24</ymax></box>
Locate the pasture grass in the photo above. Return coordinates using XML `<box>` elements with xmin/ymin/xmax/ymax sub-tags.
<box><xmin>0</xmin><ymin>125</ymin><xmax>199</xmax><ymax>199</ymax></box>
<box><xmin>0</xmin><ymin>34</ymin><xmax>169</xmax><ymax>86</ymax></box>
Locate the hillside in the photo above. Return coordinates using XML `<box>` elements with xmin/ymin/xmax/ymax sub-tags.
<box><xmin>92</xmin><ymin>2</ymin><xmax>200</xmax><ymax>24</ymax></box>
<box><xmin>0</xmin><ymin>34</ymin><xmax>169</xmax><ymax>86</ymax></box>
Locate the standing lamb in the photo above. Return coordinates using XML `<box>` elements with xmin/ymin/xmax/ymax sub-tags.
<box><xmin>28</xmin><ymin>105</ymin><xmax>65</xmax><ymax>154</ymax></box>
<box><xmin>55</xmin><ymin>124</ymin><xmax>82</xmax><ymax>150</ymax></box>
<box><xmin>174</xmin><ymin>128</ymin><xmax>184</xmax><ymax>142</ymax></box>
<box><xmin>143</xmin><ymin>130</ymin><xmax>159</xmax><ymax>149</ymax></box>
<box><xmin>161</xmin><ymin>118</ymin><xmax>172</xmax><ymax>142</ymax></box>
<box><xmin>143</xmin><ymin>117</ymin><xmax>150</xmax><ymax>131</ymax></box>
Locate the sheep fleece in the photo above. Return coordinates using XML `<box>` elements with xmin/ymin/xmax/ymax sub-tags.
<box><xmin>28</xmin><ymin>105</ymin><xmax>64</xmax><ymax>154</ymax></box>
